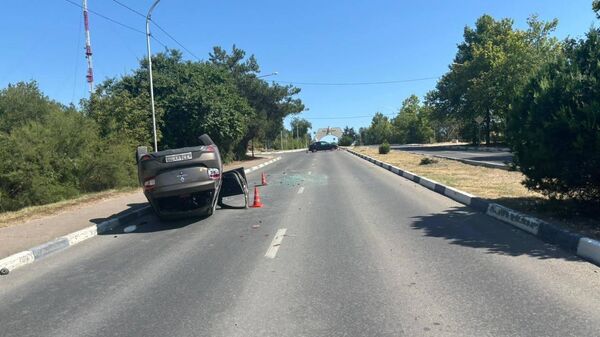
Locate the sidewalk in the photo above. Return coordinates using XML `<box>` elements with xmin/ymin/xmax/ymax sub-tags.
<box><xmin>0</xmin><ymin>156</ymin><xmax>273</xmax><ymax>259</ymax></box>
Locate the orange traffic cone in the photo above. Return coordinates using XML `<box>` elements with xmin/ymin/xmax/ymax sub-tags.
<box><xmin>251</xmin><ymin>186</ymin><xmax>264</xmax><ymax>208</ymax></box>
<box><xmin>261</xmin><ymin>172</ymin><xmax>268</xmax><ymax>186</ymax></box>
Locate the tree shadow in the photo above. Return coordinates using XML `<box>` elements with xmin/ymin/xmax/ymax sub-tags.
<box><xmin>89</xmin><ymin>202</ymin><xmax>148</xmax><ymax>225</ymax></box>
<box><xmin>409</xmin><ymin>205</ymin><xmax>581</xmax><ymax>261</ymax></box>
<box><xmin>490</xmin><ymin>196</ymin><xmax>600</xmax><ymax>241</ymax></box>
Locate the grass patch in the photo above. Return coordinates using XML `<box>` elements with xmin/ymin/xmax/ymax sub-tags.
<box><xmin>0</xmin><ymin>187</ymin><xmax>138</xmax><ymax>229</ymax></box>
<box><xmin>355</xmin><ymin>147</ymin><xmax>600</xmax><ymax>240</ymax></box>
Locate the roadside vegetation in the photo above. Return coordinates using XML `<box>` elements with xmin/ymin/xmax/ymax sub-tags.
<box><xmin>354</xmin><ymin>3</ymin><xmax>600</xmax><ymax>219</ymax></box>
<box><xmin>0</xmin><ymin>46</ymin><xmax>305</xmax><ymax>213</ymax></box>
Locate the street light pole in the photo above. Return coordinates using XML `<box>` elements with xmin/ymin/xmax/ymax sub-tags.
<box><xmin>146</xmin><ymin>0</ymin><xmax>161</xmax><ymax>152</ymax></box>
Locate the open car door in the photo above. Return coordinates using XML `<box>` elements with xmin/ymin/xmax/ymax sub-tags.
<box><xmin>218</xmin><ymin>167</ymin><xmax>249</xmax><ymax>209</ymax></box>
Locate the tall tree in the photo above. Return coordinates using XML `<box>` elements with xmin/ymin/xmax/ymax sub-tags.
<box><xmin>427</xmin><ymin>15</ymin><xmax>560</xmax><ymax>144</ymax></box>
<box><xmin>209</xmin><ymin>46</ymin><xmax>305</xmax><ymax>157</ymax></box>
<box><xmin>0</xmin><ymin>81</ymin><xmax>63</xmax><ymax>133</ymax></box>
<box><xmin>365</xmin><ymin>112</ymin><xmax>393</xmax><ymax>144</ymax></box>
<box><xmin>391</xmin><ymin>95</ymin><xmax>433</xmax><ymax>144</ymax></box>
<box><xmin>86</xmin><ymin>50</ymin><xmax>253</xmax><ymax>160</ymax></box>
<box><xmin>508</xmin><ymin>27</ymin><xmax>600</xmax><ymax>203</ymax></box>
<box><xmin>290</xmin><ymin>117</ymin><xmax>312</xmax><ymax>138</ymax></box>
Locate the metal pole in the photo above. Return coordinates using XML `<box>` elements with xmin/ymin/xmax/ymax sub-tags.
<box><xmin>146</xmin><ymin>0</ymin><xmax>161</xmax><ymax>152</ymax></box>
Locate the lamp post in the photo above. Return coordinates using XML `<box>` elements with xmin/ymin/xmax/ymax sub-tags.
<box><xmin>146</xmin><ymin>0</ymin><xmax>161</xmax><ymax>152</ymax></box>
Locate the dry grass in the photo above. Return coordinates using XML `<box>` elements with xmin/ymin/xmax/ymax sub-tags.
<box><xmin>0</xmin><ymin>188</ymin><xmax>138</xmax><ymax>229</ymax></box>
<box><xmin>354</xmin><ymin>147</ymin><xmax>600</xmax><ymax>240</ymax></box>
<box><xmin>355</xmin><ymin>147</ymin><xmax>540</xmax><ymax>200</ymax></box>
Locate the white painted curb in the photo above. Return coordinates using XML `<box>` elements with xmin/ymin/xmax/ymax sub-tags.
<box><xmin>577</xmin><ymin>238</ymin><xmax>600</xmax><ymax>264</ymax></box>
<box><xmin>244</xmin><ymin>156</ymin><xmax>281</xmax><ymax>174</ymax></box>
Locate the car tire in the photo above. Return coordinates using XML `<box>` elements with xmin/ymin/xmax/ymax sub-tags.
<box><xmin>198</xmin><ymin>134</ymin><xmax>215</xmax><ymax>146</ymax></box>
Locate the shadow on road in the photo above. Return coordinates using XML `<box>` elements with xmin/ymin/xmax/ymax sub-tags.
<box><xmin>89</xmin><ymin>202</ymin><xmax>148</xmax><ymax>225</ymax></box>
<box><xmin>99</xmin><ymin>215</ymin><xmax>200</xmax><ymax>235</ymax></box>
<box><xmin>409</xmin><ymin>206</ymin><xmax>580</xmax><ymax>262</ymax></box>
<box><xmin>90</xmin><ymin>202</ymin><xmax>202</xmax><ymax>235</ymax></box>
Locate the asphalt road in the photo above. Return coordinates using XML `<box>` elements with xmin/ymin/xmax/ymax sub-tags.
<box><xmin>1</xmin><ymin>151</ymin><xmax>599</xmax><ymax>337</ymax></box>
<box><xmin>393</xmin><ymin>145</ymin><xmax>513</xmax><ymax>166</ymax></box>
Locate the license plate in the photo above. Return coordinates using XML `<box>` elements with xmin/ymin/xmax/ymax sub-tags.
<box><xmin>165</xmin><ymin>152</ymin><xmax>192</xmax><ymax>163</ymax></box>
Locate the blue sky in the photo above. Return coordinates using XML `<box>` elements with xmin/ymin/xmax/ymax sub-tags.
<box><xmin>0</xmin><ymin>1</ymin><xmax>597</xmax><ymax>133</ymax></box>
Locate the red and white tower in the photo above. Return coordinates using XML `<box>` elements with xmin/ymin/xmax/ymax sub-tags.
<box><xmin>82</xmin><ymin>0</ymin><xmax>94</xmax><ymax>94</ymax></box>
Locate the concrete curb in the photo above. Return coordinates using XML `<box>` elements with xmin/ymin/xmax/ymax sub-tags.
<box><xmin>390</xmin><ymin>145</ymin><xmax>510</xmax><ymax>153</ymax></box>
<box><xmin>244</xmin><ymin>156</ymin><xmax>282</xmax><ymax>174</ymax></box>
<box><xmin>346</xmin><ymin>149</ymin><xmax>600</xmax><ymax>267</ymax></box>
<box><xmin>0</xmin><ymin>206</ymin><xmax>151</xmax><ymax>274</ymax></box>
<box><xmin>248</xmin><ymin>149</ymin><xmax>306</xmax><ymax>155</ymax></box>
<box><xmin>0</xmin><ymin>156</ymin><xmax>284</xmax><ymax>275</ymax></box>
<box><xmin>455</xmin><ymin>145</ymin><xmax>510</xmax><ymax>152</ymax></box>
<box><xmin>409</xmin><ymin>152</ymin><xmax>511</xmax><ymax>171</ymax></box>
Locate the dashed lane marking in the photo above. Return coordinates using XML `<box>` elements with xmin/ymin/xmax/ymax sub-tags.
<box><xmin>265</xmin><ymin>228</ymin><xmax>287</xmax><ymax>259</ymax></box>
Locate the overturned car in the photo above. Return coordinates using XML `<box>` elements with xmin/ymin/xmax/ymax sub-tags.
<box><xmin>136</xmin><ymin>134</ymin><xmax>248</xmax><ymax>220</ymax></box>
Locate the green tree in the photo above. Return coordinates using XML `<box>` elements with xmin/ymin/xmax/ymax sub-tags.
<box><xmin>290</xmin><ymin>117</ymin><xmax>312</xmax><ymax>138</ymax></box>
<box><xmin>508</xmin><ymin>28</ymin><xmax>600</xmax><ymax>203</ymax></box>
<box><xmin>338</xmin><ymin>126</ymin><xmax>357</xmax><ymax>146</ymax></box>
<box><xmin>365</xmin><ymin>112</ymin><xmax>392</xmax><ymax>145</ymax></box>
<box><xmin>427</xmin><ymin>15</ymin><xmax>560</xmax><ymax>144</ymax></box>
<box><xmin>0</xmin><ymin>81</ymin><xmax>63</xmax><ymax>133</ymax></box>
<box><xmin>85</xmin><ymin>83</ymin><xmax>158</xmax><ymax>148</ymax></box>
<box><xmin>391</xmin><ymin>95</ymin><xmax>433</xmax><ymax>144</ymax></box>
<box><xmin>0</xmin><ymin>107</ymin><xmax>135</xmax><ymax>212</ymax></box>
<box><xmin>209</xmin><ymin>46</ymin><xmax>305</xmax><ymax>157</ymax></box>
<box><xmin>87</xmin><ymin>50</ymin><xmax>253</xmax><ymax>160</ymax></box>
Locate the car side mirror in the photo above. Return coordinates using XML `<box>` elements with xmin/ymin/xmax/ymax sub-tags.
<box><xmin>218</xmin><ymin>167</ymin><xmax>249</xmax><ymax>209</ymax></box>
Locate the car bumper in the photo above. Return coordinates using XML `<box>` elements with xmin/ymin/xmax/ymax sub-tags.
<box><xmin>145</xmin><ymin>179</ymin><xmax>218</xmax><ymax>199</ymax></box>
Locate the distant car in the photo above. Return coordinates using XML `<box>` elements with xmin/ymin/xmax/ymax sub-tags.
<box><xmin>309</xmin><ymin>141</ymin><xmax>338</xmax><ymax>152</ymax></box>
<box><xmin>136</xmin><ymin>134</ymin><xmax>248</xmax><ymax>220</ymax></box>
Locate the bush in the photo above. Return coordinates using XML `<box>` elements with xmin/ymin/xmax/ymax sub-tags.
<box><xmin>0</xmin><ymin>110</ymin><xmax>137</xmax><ymax>212</ymax></box>
<box><xmin>508</xmin><ymin>29</ymin><xmax>600</xmax><ymax>203</ymax></box>
<box><xmin>419</xmin><ymin>157</ymin><xmax>438</xmax><ymax>165</ymax></box>
<box><xmin>338</xmin><ymin>135</ymin><xmax>354</xmax><ymax>146</ymax></box>
<box><xmin>379</xmin><ymin>141</ymin><xmax>390</xmax><ymax>154</ymax></box>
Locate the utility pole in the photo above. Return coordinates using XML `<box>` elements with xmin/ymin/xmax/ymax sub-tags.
<box><xmin>82</xmin><ymin>0</ymin><xmax>94</xmax><ymax>94</ymax></box>
<box><xmin>146</xmin><ymin>0</ymin><xmax>161</xmax><ymax>152</ymax></box>
<box><xmin>280</xmin><ymin>130</ymin><xmax>283</xmax><ymax>150</ymax></box>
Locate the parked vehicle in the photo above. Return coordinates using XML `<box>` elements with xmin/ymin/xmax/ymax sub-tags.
<box><xmin>136</xmin><ymin>134</ymin><xmax>248</xmax><ymax>220</ymax></box>
<box><xmin>309</xmin><ymin>141</ymin><xmax>338</xmax><ymax>152</ymax></box>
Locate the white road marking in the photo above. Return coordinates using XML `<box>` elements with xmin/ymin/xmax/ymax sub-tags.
<box><xmin>308</xmin><ymin>171</ymin><xmax>312</xmax><ymax>175</ymax></box>
<box><xmin>265</xmin><ymin>228</ymin><xmax>287</xmax><ymax>259</ymax></box>
<box><xmin>297</xmin><ymin>186</ymin><xmax>304</xmax><ymax>194</ymax></box>
<box><xmin>123</xmin><ymin>225</ymin><xmax>137</xmax><ymax>233</ymax></box>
